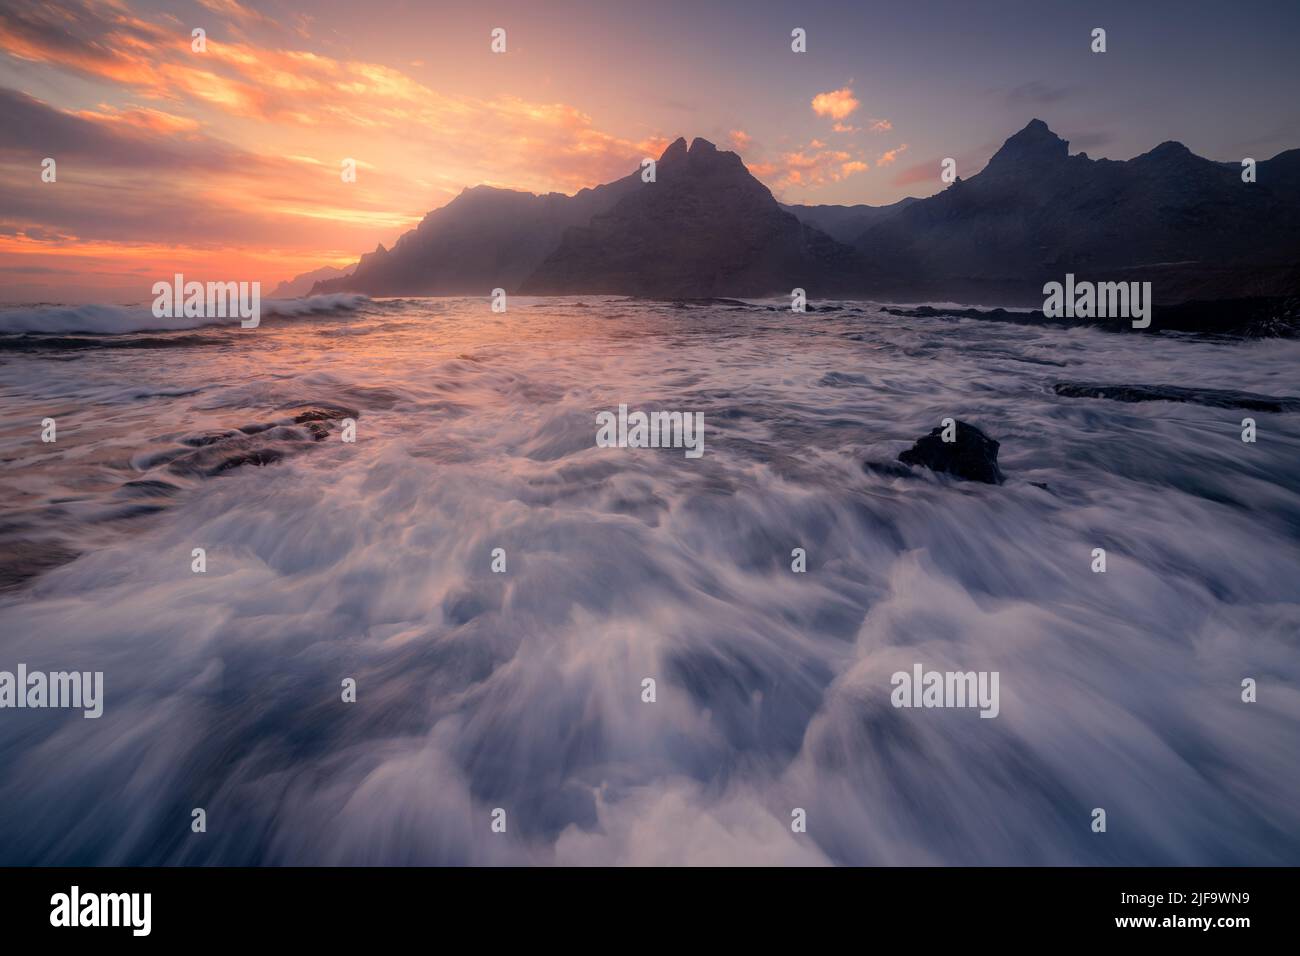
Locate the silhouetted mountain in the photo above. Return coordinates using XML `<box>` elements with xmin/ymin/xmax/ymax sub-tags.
<box><xmin>315</xmin><ymin>120</ymin><xmax>1300</xmax><ymax>304</ymax></box>
<box><xmin>313</xmin><ymin>173</ymin><xmax>641</xmax><ymax>295</ymax></box>
<box><xmin>520</xmin><ymin>137</ymin><xmax>860</xmax><ymax>296</ymax></box>
<box><xmin>781</xmin><ymin>197</ymin><xmax>917</xmax><ymax>242</ymax></box>
<box><xmin>853</xmin><ymin>119</ymin><xmax>1300</xmax><ymax>303</ymax></box>
<box><xmin>271</xmin><ymin>264</ymin><xmax>353</xmax><ymax>298</ymax></box>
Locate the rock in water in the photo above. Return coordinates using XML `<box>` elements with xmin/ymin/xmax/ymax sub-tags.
<box><xmin>898</xmin><ymin>421</ymin><xmax>1004</xmax><ymax>484</ymax></box>
<box><xmin>1053</xmin><ymin>381</ymin><xmax>1300</xmax><ymax>412</ymax></box>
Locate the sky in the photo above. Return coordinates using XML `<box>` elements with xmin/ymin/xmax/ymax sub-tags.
<box><xmin>1</xmin><ymin>0</ymin><xmax>1298</xmax><ymax>302</ymax></box>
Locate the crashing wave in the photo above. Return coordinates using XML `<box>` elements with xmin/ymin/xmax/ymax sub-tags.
<box><xmin>0</xmin><ymin>293</ymin><xmax>371</xmax><ymax>335</ymax></box>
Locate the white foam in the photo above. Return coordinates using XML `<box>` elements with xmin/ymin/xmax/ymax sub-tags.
<box><xmin>1</xmin><ymin>298</ymin><xmax>1298</xmax><ymax>865</ymax></box>
<box><xmin>0</xmin><ymin>293</ymin><xmax>371</xmax><ymax>334</ymax></box>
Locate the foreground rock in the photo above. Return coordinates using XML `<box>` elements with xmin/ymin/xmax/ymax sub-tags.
<box><xmin>166</xmin><ymin>403</ymin><xmax>360</xmax><ymax>477</ymax></box>
<box><xmin>898</xmin><ymin>421</ymin><xmax>1005</xmax><ymax>484</ymax></box>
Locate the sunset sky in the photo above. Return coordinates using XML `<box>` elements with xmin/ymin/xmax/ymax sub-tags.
<box><xmin>2</xmin><ymin>0</ymin><xmax>1298</xmax><ymax>302</ymax></box>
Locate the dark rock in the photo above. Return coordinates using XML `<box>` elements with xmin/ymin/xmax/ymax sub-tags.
<box><xmin>882</xmin><ymin>304</ymin><xmax>1072</xmax><ymax>327</ymax></box>
<box><xmin>862</xmin><ymin>460</ymin><xmax>914</xmax><ymax>479</ymax></box>
<box><xmin>288</xmin><ymin>403</ymin><xmax>358</xmax><ymax>424</ymax></box>
<box><xmin>236</xmin><ymin>404</ymin><xmax>357</xmax><ymax>436</ymax></box>
<box><xmin>1054</xmin><ymin>382</ymin><xmax>1300</xmax><ymax>412</ymax></box>
<box><xmin>163</xmin><ymin>405</ymin><xmax>357</xmax><ymax>478</ymax></box>
<box><xmin>883</xmin><ymin>295</ymin><xmax>1300</xmax><ymax>338</ymax></box>
<box><xmin>0</xmin><ymin>334</ymin><xmax>223</xmax><ymax>352</ymax></box>
<box><xmin>898</xmin><ymin>421</ymin><xmax>1005</xmax><ymax>484</ymax></box>
<box><xmin>179</xmin><ymin>430</ymin><xmax>241</xmax><ymax>447</ymax></box>
<box><xmin>205</xmin><ymin>449</ymin><xmax>286</xmax><ymax>475</ymax></box>
<box><xmin>117</xmin><ymin>479</ymin><xmax>183</xmax><ymax>497</ymax></box>
<box><xmin>0</xmin><ymin>539</ymin><xmax>80</xmax><ymax>592</ymax></box>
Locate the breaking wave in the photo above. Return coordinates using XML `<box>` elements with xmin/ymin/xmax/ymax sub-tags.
<box><xmin>0</xmin><ymin>293</ymin><xmax>372</xmax><ymax>335</ymax></box>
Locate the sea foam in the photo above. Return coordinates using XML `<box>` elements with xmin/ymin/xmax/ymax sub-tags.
<box><xmin>0</xmin><ymin>293</ymin><xmax>371</xmax><ymax>335</ymax></box>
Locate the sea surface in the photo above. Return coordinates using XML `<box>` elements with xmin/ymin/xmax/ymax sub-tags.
<box><xmin>0</xmin><ymin>294</ymin><xmax>1297</xmax><ymax>865</ymax></box>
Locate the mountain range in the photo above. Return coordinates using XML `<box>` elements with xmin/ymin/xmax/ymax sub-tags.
<box><xmin>270</xmin><ymin>264</ymin><xmax>353</xmax><ymax>298</ymax></box>
<box><xmin>312</xmin><ymin>120</ymin><xmax>1300</xmax><ymax>305</ymax></box>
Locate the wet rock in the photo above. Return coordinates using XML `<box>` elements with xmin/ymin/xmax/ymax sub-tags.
<box><xmin>206</xmin><ymin>448</ymin><xmax>286</xmax><ymax>475</ymax></box>
<box><xmin>898</xmin><ymin>421</ymin><xmax>1004</xmax><ymax>484</ymax></box>
<box><xmin>862</xmin><ymin>460</ymin><xmax>914</xmax><ymax>479</ymax></box>
<box><xmin>117</xmin><ymin>478</ymin><xmax>183</xmax><ymax>497</ymax></box>
<box><xmin>882</xmin><ymin>304</ymin><xmax>1075</xmax><ymax>328</ymax></box>
<box><xmin>288</xmin><ymin>403</ymin><xmax>358</xmax><ymax>424</ymax></box>
<box><xmin>167</xmin><ymin>434</ymin><xmax>302</xmax><ymax>477</ymax></box>
<box><xmin>1054</xmin><ymin>382</ymin><xmax>1300</xmax><ymax>412</ymax></box>
<box><xmin>236</xmin><ymin>404</ymin><xmax>357</xmax><ymax>436</ymax></box>
<box><xmin>162</xmin><ymin>406</ymin><xmax>357</xmax><ymax>477</ymax></box>
<box><xmin>179</xmin><ymin>430</ymin><xmax>241</xmax><ymax>447</ymax></box>
<box><xmin>0</xmin><ymin>539</ymin><xmax>80</xmax><ymax>592</ymax></box>
<box><xmin>883</xmin><ymin>296</ymin><xmax>1300</xmax><ymax>339</ymax></box>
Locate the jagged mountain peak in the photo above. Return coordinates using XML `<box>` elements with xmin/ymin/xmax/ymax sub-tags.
<box><xmin>659</xmin><ymin>137</ymin><xmax>689</xmax><ymax>164</ymax></box>
<box><xmin>986</xmin><ymin>118</ymin><xmax>1070</xmax><ymax>168</ymax></box>
<box><xmin>658</xmin><ymin>136</ymin><xmax>738</xmax><ymax>167</ymax></box>
<box><xmin>520</xmin><ymin>132</ymin><xmax>857</xmax><ymax>296</ymax></box>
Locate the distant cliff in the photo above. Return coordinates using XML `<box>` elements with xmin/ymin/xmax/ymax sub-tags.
<box><xmin>270</xmin><ymin>264</ymin><xmax>353</xmax><ymax>298</ymax></box>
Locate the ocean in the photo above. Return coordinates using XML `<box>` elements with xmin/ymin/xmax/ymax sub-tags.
<box><xmin>0</xmin><ymin>294</ymin><xmax>1297</xmax><ymax>864</ymax></box>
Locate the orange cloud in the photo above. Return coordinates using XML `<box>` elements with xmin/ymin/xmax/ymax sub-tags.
<box><xmin>195</xmin><ymin>0</ymin><xmax>279</xmax><ymax>30</ymax></box>
<box><xmin>0</xmin><ymin>1</ymin><xmax>665</xmax><ymax>267</ymax></box>
<box><xmin>751</xmin><ymin>143</ymin><xmax>869</xmax><ymax>191</ymax></box>
<box><xmin>811</xmin><ymin>88</ymin><xmax>859</xmax><ymax>121</ymax></box>
<box><xmin>834</xmin><ymin>117</ymin><xmax>890</xmax><ymax>135</ymax></box>
<box><xmin>728</xmin><ymin>129</ymin><xmax>752</xmax><ymax>151</ymax></box>
<box><xmin>74</xmin><ymin>104</ymin><xmax>201</xmax><ymax>133</ymax></box>
<box><xmin>877</xmin><ymin>144</ymin><xmax>909</xmax><ymax>166</ymax></box>
<box><xmin>0</xmin><ymin>1</ymin><xmax>634</xmax><ymax>165</ymax></box>
<box><xmin>0</xmin><ymin>0</ymin><xmax>683</xmax><ymax>298</ymax></box>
